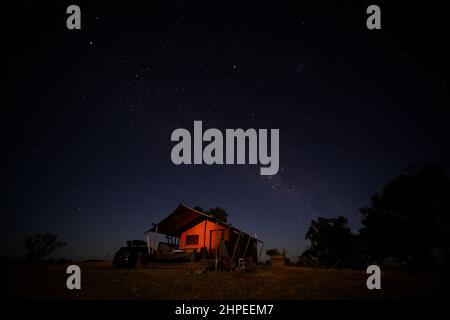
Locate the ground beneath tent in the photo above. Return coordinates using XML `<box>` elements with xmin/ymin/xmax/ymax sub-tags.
<box><xmin>5</xmin><ymin>262</ymin><xmax>449</xmax><ymax>299</ymax></box>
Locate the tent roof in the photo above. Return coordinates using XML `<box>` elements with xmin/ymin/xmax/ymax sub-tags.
<box><xmin>145</xmin><ymin>203</ymin><xmax>262</xmax><ymax>242</ymax></box>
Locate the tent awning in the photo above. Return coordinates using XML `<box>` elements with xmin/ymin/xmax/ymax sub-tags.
<box><xmin>145</xmin><ymin>203</ymin><xmax>263</xmax><ymax>242</ymax></box>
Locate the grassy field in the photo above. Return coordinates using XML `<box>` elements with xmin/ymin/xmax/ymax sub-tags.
<box><xmin>5</xmin><ymin>262</ymin><xmax>449</xmax><ymax>300</ymax></box>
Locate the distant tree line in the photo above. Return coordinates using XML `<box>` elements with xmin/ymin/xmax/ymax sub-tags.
<box><xmin>299</xmin><ymin>163</ymin><xmax>450</xmax><ymax>271</ymax></box>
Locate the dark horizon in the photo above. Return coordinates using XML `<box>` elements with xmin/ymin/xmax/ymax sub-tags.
<box><xmin>5</xmin><ymin>1</ymin><xmax>450</xmax><ymax>262</ymax></box>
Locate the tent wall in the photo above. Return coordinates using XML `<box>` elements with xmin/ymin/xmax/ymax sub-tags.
<box><xmin>179</xmin><ymin>220</ymin><xmax>231</xmax><ymax>252</ymax></box>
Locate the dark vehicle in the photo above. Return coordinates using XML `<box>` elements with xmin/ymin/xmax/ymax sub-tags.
<box><xmin>112</xmin><ymin>239</ymin><xmax>195</xmax><ymax>268</ymax></box>
<box><xmin>112</xmin><ymin>240</ymin><xmax>150</xmax><ymax>268</ymax></box>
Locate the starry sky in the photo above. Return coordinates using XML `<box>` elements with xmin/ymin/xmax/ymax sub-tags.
<box><xmin>5</xmin><ymin>1</ymin><xmax>450</xmax><ymax>261</ymax></box>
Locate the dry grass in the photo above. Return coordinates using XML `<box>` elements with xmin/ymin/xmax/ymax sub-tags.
<box><xmin>5</xmin><ymin>262</ymin><xmax>449</xmax><ymax>300</ymax></box>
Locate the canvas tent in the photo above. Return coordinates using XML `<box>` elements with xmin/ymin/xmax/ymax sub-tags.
<box><xmin>144</xmin><ymin>204</ymin><xmax>263</xmax><ymax>267</ymax></box>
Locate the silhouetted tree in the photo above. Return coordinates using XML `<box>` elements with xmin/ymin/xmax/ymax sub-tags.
<box><xmin>24</xmin><ymin>233</ymin><xmax>66</xmax><ymax>263</ymax></box>
<box><xmin>194</xmin><ymin>206</ymin><xmax>228</xmax><ymax>223</ymax></box>
<box><xmin>302</xmin><ymin>216</ymin><xmax>359</xmax><ymax>267</ymax></box>
<box><xmin>207</xmin><ymin>207</ymin><xmax>228</xmax><ymax>223</ymax></box>
<box><xmin>360</xmin><ymin>163</ymin><xmax>450</xmax><ymax>269</ymax></box>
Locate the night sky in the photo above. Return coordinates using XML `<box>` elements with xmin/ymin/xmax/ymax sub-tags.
<box><xmin>5</xmin><ymin>1</ymin><xmax>450</xmax><ymax>261</ymax></box>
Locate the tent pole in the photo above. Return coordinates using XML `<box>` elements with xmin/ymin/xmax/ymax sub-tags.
<box><xmin>258</xmin><ymin>243</ymin><xmax>264</xmax><ymax>263</ymax></box>
<box><xmin>203</xmin><ymin>220</ymin><xmax>207</xmax><ymax>251</ymax></box>
<box><xmin>215</xmin><ymin>243</ymin><xmax>218</xmax><ymax>272</ymax></box>
<box><xmin>153</xmin><ymin>225</ymin><xmax>159</xmax><ymax>253</ymax></box>
<box><xmin>146</xmin><ymin>233</ymin><xmax>151</xmax><ymax>254</ymax></box>
<box><xmin>243</xmin><ymin>235</ymin><xmax>251</xmax><ymax>257</ymax></box>
<box><xmin>230</xmin><ymin>231</ymin><xmax>242</xmax><ymax>271</ymax></box>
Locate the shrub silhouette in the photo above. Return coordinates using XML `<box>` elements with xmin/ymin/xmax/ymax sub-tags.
<box><xmin>24</xmin><ymin>233</ymin><xmax>67</xmax><ymax>263</ymax></box>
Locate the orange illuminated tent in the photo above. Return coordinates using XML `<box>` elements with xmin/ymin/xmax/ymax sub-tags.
<box><xmin>144</xmin><ymin>204</ymin><xmax>263</xmax><ymax>269</ymax></box>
